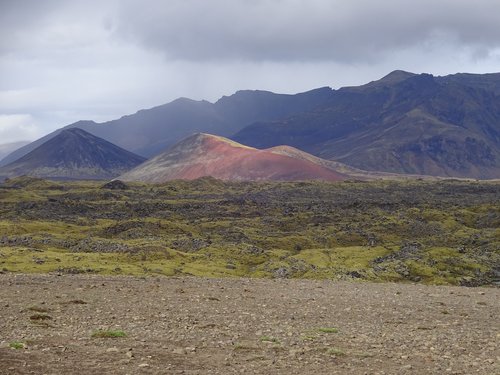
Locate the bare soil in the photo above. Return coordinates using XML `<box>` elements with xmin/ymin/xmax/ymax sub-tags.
<box><xmin>0</xmin><ymin>274</ymin><xmax>498</xmax><ymax>374</ymax></box>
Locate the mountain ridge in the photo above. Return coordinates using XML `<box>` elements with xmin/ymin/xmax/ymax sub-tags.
<box><xmin>233</xmin><ymin>72</ymin><xmax>500</xmax><ymax>179</ymax></box>
<box><xmin>3</xmin><ymin>70</ymin><xmax>500</xmax><ymax>179</ymax></box>
<box><xmin>0</xmin><ymin>87</ymin><xmax>334</xmax><ymax>166</ymax></box>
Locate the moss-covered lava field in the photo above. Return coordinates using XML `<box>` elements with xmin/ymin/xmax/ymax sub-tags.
<box><xmin>0</xmin><ymin>176</ymin><xmax>498</xmax><ymax>285</ymax></box>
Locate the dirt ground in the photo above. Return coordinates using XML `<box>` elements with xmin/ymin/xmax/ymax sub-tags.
<box><xmin>0</xmin><ymin>274</ymin><xmax>498</xmax><ymax>375</ymax></box>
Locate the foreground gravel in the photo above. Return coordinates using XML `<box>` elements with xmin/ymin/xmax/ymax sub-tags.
<box><xmin>0</xmin><ymin>274</ymin><xmax>498</xmax><ymax>375</ymax></box>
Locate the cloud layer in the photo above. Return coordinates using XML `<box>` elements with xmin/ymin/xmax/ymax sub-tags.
<box><xmin>115</xmin><ymin>0</ymin><xmax>500</xmax><ymax>62</ymax></box>
<box><xmin>1</xmin><ymin>0</ymin><xmax>499</xmax><ymax>144</ymax></box>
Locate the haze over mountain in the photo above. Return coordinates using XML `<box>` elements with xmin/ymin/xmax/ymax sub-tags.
<box><xmin>3</xmin><ymin>70</ymin><xmax>500</xmax><ymax>179</ymax></box>
<box><xmin>0</xmin><ymin>128</ymin><xmax>145</xmax><ymax>180</ymax></box>
<box><xmin>0</xmin><ymin>141</ymin><xmax>29</xmax><ymax>161</ymax></box>
<box><xmin>119</xmin><ymin>133</ymin><xmax>346</xmax><ymax>183</ymax></box>
<box><xmin>0</xmin><ymin>87</ymin><xmax>333</xmax><ymax>166</ymax></box>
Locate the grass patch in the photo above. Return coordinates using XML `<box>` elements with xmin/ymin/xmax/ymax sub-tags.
<box><xmin>9</xmin><ymin>341</ymin><xmax>25</xmax><ymax>349</ymax></box>
<box><xmin>301</xmin><ymin>334</ymin><xmax>316</xmax><ymax>341</ymax></box>
<box><xmin>260</xmin><ymin>336</ymin><xmax>280</xmax><ymax>344</ymax></box>
<box><xmin>91</xmin><ymin>329</ymin><xmax>127</xmax><ymax>338</ymax></box>
<box><xmin>326</xmin><ymin>347</ymin><xmax>345</xmax><ymax>356</ymax></box>
<box><xmin>317</xmin><ymin>327</ymin><xmax>339</xmax><ymax>333</ymax></box>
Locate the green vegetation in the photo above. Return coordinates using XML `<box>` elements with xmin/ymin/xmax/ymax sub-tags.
<box><xmin>91</xmin><ymin>329</ymin><xmax>127</xmax><ymax>338</ymax></box>
<box><xmin>317</xmin><ymin>327</ymin><xmax>339</xmax><ymax>334</ymax></box>
<box><xmin>260</xmin><ymin>336</ymin><xmax>280</xmax><ymax>344</ymax></box>
<box><xmin>9</xmin><ymin>341</ymin><xmax>25</xmax><ymax>349</ymax></box>
<box><xmin>326</xmin><ymin>347</ymin><xmax>345</xmax><ymax>356</ymax></box>
<box><xmin>0</xmin><ymin>176</ymin><xmax>498</xmax><ymax>285</ymax></box>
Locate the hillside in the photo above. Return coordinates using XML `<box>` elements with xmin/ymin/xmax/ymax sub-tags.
<box><xmin>119</xmin><ymin>133</ymin><xmax>346</xmax><ymax>183</ymax></box>
<box><xmin>233</xmin><ymin>71</ymin><xmax>500</xmax><ymax>179</ymax></box>
<box><xmin>0</xmin><ymin>128</ymin><xmax>146</xmax><ymax>180</ymax></box>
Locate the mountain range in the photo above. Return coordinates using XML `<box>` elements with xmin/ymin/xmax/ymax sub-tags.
<box><xmin>1</xmin><ymin>70</ymin><xmax>499</xmax><ymax>179</ymax></box>
<box><xmin>0</xmin><ymin>128</ymin><xmax>145</xmax><ymax>180</ymax></box>
<box><xmin>0</xmin><ymin>87</ymin><xmax>333</xmax><ymax>165</ymax></box>
<box><xmin>233</xmin><ymin>71</ymin><xmax>500</xmax><ymax>179</ymax></box>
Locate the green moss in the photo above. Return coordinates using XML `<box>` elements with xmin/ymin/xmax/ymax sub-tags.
<box><xmin>9</xmin><ymin>341</ymin><xmax>25</xmax><ymax>349</ymax></box>
<box><xmin>317</xmin><ymin>327</ymin><xmax>339</xmax><ymax>333</ymax></box>
<box><xmin>0</xmin><ymin>178</ymin><xmax>498</xmax><ymax>285</ymax></box>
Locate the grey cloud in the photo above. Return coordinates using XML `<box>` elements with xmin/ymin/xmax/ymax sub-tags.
<box><xmin>0</xmin><ymin>0</ymin><xmax>117</xmax><ymax>56</ymax></box>
<box><xmin>114</xmin><ymin>0</ymin><xmax>500</xmax><ymax>62</ymax></box>
<box><xmin>1</xmin><ymin>0</ymin><xmax>499</xmax><ymax>144</ymax></box>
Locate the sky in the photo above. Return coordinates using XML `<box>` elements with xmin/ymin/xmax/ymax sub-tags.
<box><xmin>1</xmin><ymin>0</ymin><xmax>500</xmax><ymax>144</ymax></box>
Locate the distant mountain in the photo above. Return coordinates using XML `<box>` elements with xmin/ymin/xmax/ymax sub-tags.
<box><xmin>233</xmin><ymin>71</ymin><xmax>500</xmax><ymax>179</ymax></box>
<box><xmin>0</xmin><ymin>87</ymin><xmax>334</xmax><ymax>166</ymax></box>
<box><xmin>0</xmin><ymin>128</ymin><xmax>146</xmax><ymax>180</ymax></box>
<box><xmin>119</xmin><ymin>133</ymin><xmax>346</xmax><ymax>183</ymax></box>
<box><xmin>0</xmin><ymin>141</ymin><xmax>29</xmax><ymax>160</ymax></box>
<box><xmin>4</xmin><ymin>70</ymin><xmax>500</xmax><ymax>179</ymax></box>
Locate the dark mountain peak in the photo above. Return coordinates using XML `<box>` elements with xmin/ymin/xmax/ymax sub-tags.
<box><xmin>60</xmin><ymin>127</ymin><xmax>90</xmax><ymax>137</ymax></box>
<box><xmin>232</xmin><ymin>89</ymin><xmax>275</xmax><ymax>96</ymax></box>
<box><xmin>56</xmin><ymin>127</ymin><xmax>118</xmax><ymax>147</ymax></box>
<box><xmin>62</xmin><ymin>120</ymin><xmax>98</xmax><ymax>131</ymax></box>
<box><xmin>170</xmin><ymin>97</ymin><xmax>210</xmax><ymax>105</ymax></box>
<box><xmin>0</xmin><ymin>128</ymin><xmax>146</xmax><ymax>180</ymax></box>
<box><xmin>341</xmin><ymin>70</ymin><xmax>417</xmax><ymax>92</ymax></box>
<box><xmin>71</xmin><ymin>120</ymin><xmax>97</xmax><ymax>127</ymax></box>
<box><xmin>215</xmin><ymin>90</ymin><xmax>277</xmax><ymax>106</ymax></box>
<box><xmin>379</xmin><ymin>70</ymin><xmax>416</xmax><ymax>84</ymax></box>
<box><xmin>396</xmin><ymin>73</ymin><xmax>439</xmax><ymax>93</ymax></box>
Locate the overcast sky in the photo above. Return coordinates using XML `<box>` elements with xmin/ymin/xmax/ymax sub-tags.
<box><xmin>1</xmin><ymin>0</ymin><xmax>500</xmax><ymax>143</ymax></box>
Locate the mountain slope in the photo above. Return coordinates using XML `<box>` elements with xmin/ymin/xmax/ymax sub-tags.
<box><xmin>119</xmin><ymin>133</ymin><xmax>346</xmax><ymax>183</ymax></box>
<box><xmin>0</xmin><ymin>128</ymin><xmax>146</xmax><ymax>180</ymax></box>
<box><xmin>233</xmin><ymin>71</ymin><xmax>500</xmax><ymax>179</ymax></box>
<box><xmin>0</xmin><ymin>88</ymin><xmax>334</xmax><ymax>166</ymax></box>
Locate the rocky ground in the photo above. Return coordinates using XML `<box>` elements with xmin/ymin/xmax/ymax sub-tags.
<box><xmin>0</xmin><ymin>274</ymin><xmax>498</xmax><ymax>374</ymax></box>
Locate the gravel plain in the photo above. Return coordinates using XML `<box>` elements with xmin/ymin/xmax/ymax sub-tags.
<box><xmin>0</xmin><ymin>274</ymin><xmax>498</xmax><ymax>374</ymax></box>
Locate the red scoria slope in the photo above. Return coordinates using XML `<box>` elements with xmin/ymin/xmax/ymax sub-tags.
<box><xmin>119</xmin><ymin>133</ymin><xmax>346</xmax><ymax>183</ymax></box>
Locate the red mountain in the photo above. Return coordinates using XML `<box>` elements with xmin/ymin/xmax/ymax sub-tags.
<box><xmin>119</xmin><ymin>133</ymin><xmax>346</xmax><ymax>183</ymax></box>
